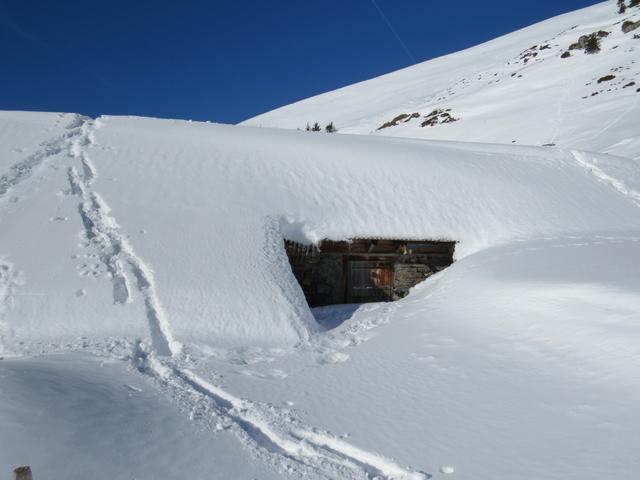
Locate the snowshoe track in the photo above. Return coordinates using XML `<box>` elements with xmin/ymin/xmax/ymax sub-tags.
<box><xmin>0</xmin><ymin>258</ymin><xmax>20</xmax><ymax>353</ymax></box>
<box><xmin>570</xmin><ymin>149</ymin><xmax>640</xmax><ymax>207</ymax></box>
<box><xmin>66</xmin><ymin>118</ymin><xmax>178</xmax><ymax>357</ymax></box>
<box><xmin>0</xmin><ymin>114</ymin><xmax>84</xmax><ymax>202</ymax></box>
<box><xmin>134</xmin><ymin>349</ymin><xmax>429</xmax><ymax>480</ymax></box>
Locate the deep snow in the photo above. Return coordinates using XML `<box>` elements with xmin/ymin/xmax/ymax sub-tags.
<box><xmin>1</xmin><ymin>113</ymin><xmax>639</xmax><ymax>351</ymax></box>
<box><xmin>0</xmin><ymin>353</ymin><xmax>282</xmax><ymax>480</ymax></box>
<box><xmin>0</xmin><ymin>109</ymin><xmax>639</xmax><ymax>479</ymax></box>
<box><xmin>2</xmin><ymin>3</ymin><xmax>640</xmax><ymax>479</ymax></box>
<box><xmin>195</xmin><ymin>236</ymin><xmax>640</xmax><ymax>480</ymax></box>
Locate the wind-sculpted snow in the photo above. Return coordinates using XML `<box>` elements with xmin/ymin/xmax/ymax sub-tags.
<box><xmin>1</xmin><ymin>112</ymin><xmax>640</xmax><ymax>351</ymax></box>
<box><xmin>0</xmin><ymin>353</ymin><xmax>285</xmax><ymax>480</ymax></box>
<box><xmin>0</xmin><ymin>108</ymin><xmax>639</xmax><ymax>479</ymax></box>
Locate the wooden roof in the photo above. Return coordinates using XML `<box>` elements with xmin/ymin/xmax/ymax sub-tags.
<box><xmin>285</xmin><ymin>238</ymin><xmax>456</xmax><ymax>255</ymax></box>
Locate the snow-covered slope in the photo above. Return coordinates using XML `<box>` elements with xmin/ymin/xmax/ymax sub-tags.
<box><xmin>1</xmin><ymin>109</ymin><xmax>640</xmax><ymax>479</ymax></box>
<box><xmin>204</xmin><ymin>235</ymin><xmax>640</xmax><ymax>480</ymax></box>
<box><xmin>1</xmin><ymin>112</ymin><xmax>639</xmax><ymax>353</ymax></box>
<box><xmin>4</xmin><ymin>3</ymin><xmax>640</xmax><ymax>479</ymax></box>
<box><xmin>243</xmin><ymin>1</ymin><xmax>640</xmax><ymax>160</ymax></box>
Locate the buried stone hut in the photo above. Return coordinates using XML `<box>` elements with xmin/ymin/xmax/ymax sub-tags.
<box><xmin>284</xmin><ymin>238</ymin><xmax>455</xmax><ymax>307</ymax></box>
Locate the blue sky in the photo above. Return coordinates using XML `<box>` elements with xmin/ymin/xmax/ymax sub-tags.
<box><xmin>1</xmin><ymin>0</ymin><xmax>600</xmax><ymax>124</ymax></box>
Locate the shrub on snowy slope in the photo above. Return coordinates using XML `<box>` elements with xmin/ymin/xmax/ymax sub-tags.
<box><xmin>619</xmin><ymin>0</ymin><xmax>627</xmax><ymax>14</ymax></box>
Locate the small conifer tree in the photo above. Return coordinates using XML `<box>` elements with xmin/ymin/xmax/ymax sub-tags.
<box><xmin>311</xmin><ymin>122</ymin><xmax>321</xmax><ymax>132</ymax></box>
<box><xmin>305</xmin><ymin>122</ymin><xmax>311</xmax><ymax>131</ymax></box>
<box><xmin>584</xmin><ymin>34</ymin><xmax>601</xmax><ymax>54</ymax></box>
<box><xmin>630</xmin><ymin>0</ymin><xmax>639</xmax><ymax>7</ymax></box>
<box><xmin>325</xmin><ymin>122</ymin><xmax>337</xmax><ymax>133</ymax></box>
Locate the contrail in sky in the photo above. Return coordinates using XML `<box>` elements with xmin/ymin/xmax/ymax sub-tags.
<box><xmin>0</xmin><ymin>8</ymin><xmax>111</xmax><ymax>89</ymax></box>
<box><xmin>370</xmin><ymin>0</ymin><xmax>416</xmax><ymax>64</ymax></box>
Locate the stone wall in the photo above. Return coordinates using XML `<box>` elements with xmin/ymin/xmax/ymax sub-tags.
<box><xmin>393</xmin><ymin>263</ymin><xmax>433</xmax><ymax>299</ymax></box>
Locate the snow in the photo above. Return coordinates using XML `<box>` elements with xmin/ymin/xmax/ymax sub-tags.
<box><xmin>244</xmin><ymin>1</ymin><xmax>640</xmax><ymax>160</ymax></box>
<box><xmin>2</xmin><ymin>2</ymin><xmax>640</xmax><ymax>479</ymax></box>
<box><xmin>2</xmin><ymin>113</ymin><xmax>639</xmax><ymax>352</ymax></box>
<box><xmin>199</xmin><ymin>236</ymin><xmax>640</xmax><ymax>480</ymax></box>
<box><xmin>0</xmin><ymin>353</ymin><xmax>282</xmax><ymax>480</ymax></box>
<box><xmin>1</xmin><ymin>108</ymin><xmax>639</xmax><ymax>479</ymax></box>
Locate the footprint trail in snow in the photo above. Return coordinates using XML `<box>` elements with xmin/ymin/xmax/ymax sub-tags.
<box><xmin>65</xmin><ymin>118</ymin><xmax>178</xmax><ymax>357</ymax></box>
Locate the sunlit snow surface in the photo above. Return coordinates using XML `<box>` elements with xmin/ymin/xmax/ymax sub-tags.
<box><xmin>2</xmin><ymin>3</ymin><xmax>640</xmax><ymax>478</ymax></box>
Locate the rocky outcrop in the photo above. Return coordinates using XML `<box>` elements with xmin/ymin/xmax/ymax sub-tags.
<box><xmin>598</xmin><ymin>74</ymin><xmax>616</xmax><ymax>83</ymax></box>
<box><xmin>377</xmin><ymin>112</ymin><xmax>420</xmax><ymax>130</ymax></box>
<box><xmin>421</xmin><ymin>109</ymin><xmax>458</xmax><ymax>127</ymax></box>
<box><xmin>622</xmin><ymin>20</ymin><xmax>640</xmax><ymax>33</ymax></box>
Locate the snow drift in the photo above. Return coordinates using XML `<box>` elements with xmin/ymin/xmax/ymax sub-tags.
<box><xmin>2</xmin><ymin>3</ymin><xmax>640</xmax><ymax>479</ymax></box>
<box><xmin>1</xmin><ymin>111</ymin><xmax>639</xmax><ymax>351</ymax></box>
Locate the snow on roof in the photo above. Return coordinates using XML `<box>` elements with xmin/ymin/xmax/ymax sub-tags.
<box><xmin>1</xmin><ymin>111</ymin><xmax>639</xmax><ymax>352</ymax></box>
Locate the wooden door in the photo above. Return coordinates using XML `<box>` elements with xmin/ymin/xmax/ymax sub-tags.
<box><xmin>347</xmin><ymin>261</ymin><xmax>393</xmax><ymax>303</ymax></box>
